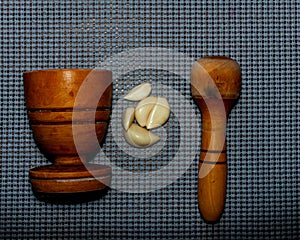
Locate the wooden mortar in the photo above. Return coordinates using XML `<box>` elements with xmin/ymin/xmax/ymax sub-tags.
<box><xmin>23</xmin><ymin>69</ymin><xmax>112</xmax><ymax>201</ymax></box>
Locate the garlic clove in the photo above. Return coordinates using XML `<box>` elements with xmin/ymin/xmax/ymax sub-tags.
<box><xmin>122</xmin><ymin>129</ymin><xmax>140</xmax><ymax>148</ymax></box>
<box><xmin>124</xmin><ymin>123</ymin><xmax>160</xmax><ymax>147</ymax></box>
<box><xmin>135</xmin><ymin>96</ymin><xmax>157</xmax><ymax>127</ymax></box>
<box><xmin>146</xmin><ymin>97</ymin><xmax>170</xmax><ymax>129</ymax></box>
<box><xmin>122</xmin><ymin>107</ymin><xmax>135</xmax><ymax>131</ymax></box>
<box><xmin>124</xmin><ymin>83</ymin><xmax>152</xmax><ymax>101</ymax></box>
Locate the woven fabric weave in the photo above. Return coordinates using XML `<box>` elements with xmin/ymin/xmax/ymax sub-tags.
<box><xmin>1</xmin><ymin>1</ymin><xmax>299</xmax><ymax>239</ymax></box>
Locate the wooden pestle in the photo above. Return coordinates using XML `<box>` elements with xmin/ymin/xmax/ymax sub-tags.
<box><xmin>191</xmin><ymin>56</ymin><xmax>241</xmax><ymax>222</ymax></box>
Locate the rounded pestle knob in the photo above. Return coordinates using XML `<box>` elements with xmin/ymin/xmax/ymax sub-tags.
<box><xmin>191</xmin><ymin>56</ymin><xmax>241</xmax><ymax>222</ymax></box>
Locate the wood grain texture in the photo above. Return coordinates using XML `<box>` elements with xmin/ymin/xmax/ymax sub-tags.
<box><xmin>23</xmin><ymin>69</ymin><xmax>112</xmax><ymax>197</ymax></box>
<box><xmin>28</xmin><ymin>109</ymin><xmax>111</xmax><ymax>123</ymax></box>
<box><xmin>191</xmin><ymin>56</ymin><xmax>241</xmax><ymax>222</ymax></box>
<box><xmin>30</xmin><ymin>164</ymin><xmax>111</xmax><ymax>193</ymax></box>
<box><xmin>30</xmin><ymin>123</ymin><xmax>107</xmax><ymax>158</ymax></box>
<box><xmin>23</xmin><ymin>69</ymin><xmax>112</xmax><ymax>109</ymax></box>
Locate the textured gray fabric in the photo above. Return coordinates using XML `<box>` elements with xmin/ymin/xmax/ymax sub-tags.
<box><xmin>1</xmin><ymin>1</ymin><xmax>299</xmax><ymax>239</ymax></box>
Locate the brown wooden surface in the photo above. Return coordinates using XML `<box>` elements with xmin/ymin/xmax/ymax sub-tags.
<box><xmin>30</xmin><ymin>177</ymin><xmax>110</xmax><ymax>193</ymax></box>
<box><xmin>191</xmin><ymin>56</ymin><xmax>241</xmax><ymax>222</ymax></box>
<box><xmin>30</xmin><ymin>164</ymin><xmax>111</xmax><ymax>193</ymax></box>
<box><xmin>30</xmin><ymin>123</ymin><xmax>108</xmax><ymax>158</ymax></box>
<box><xmin>29</xmin><ymin>164</ymin><xmax>111</xmax><ymax>179</ymax></box>
<box><xmin>28</xmin><ymin>109</ymin><xmax>111</xmax><ymax>123</ymax></box>
<box><xmin>23</xmin><ymin>69</ymin><xmax>112</xmax><ymax>196</ymax></box>
<box><xmin>23</xmin><ymin>69</ymin><xmax>112</xmax><ymax>109</ymax></box>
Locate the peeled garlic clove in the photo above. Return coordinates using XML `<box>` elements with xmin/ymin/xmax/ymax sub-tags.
<box><xmin>122</xmin><ymin>129</ymin><xmax>140</xmax><ymax>148</ymax></box>
<box><xmin>135</xmin><ymin>96</ymin><xmax>157</xmax><ymax>127</ymax></box>
<box><xmin>122</xmin><ymin>107</ymin><xmax>135</xmax><ymax>131</ymax></box>
<box><xmin>125</xmin><ymin>123</ymin><xmax>160</xmax><ymax>147</ymax></box>
<box><xmin>124</xmin><ymin>83</ymin><xmax>152</xmax><ymax>101</ymax></box>
<box><xmin>146</xmin><ymin>97</ymin><xmax>170</xmax><ymax>129</ymax></box>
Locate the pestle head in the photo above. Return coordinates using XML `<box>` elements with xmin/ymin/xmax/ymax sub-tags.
<box><xmin>191</xmin><ymin>56</ymin><xmax>241</xmax><ymax>101</ymax></box>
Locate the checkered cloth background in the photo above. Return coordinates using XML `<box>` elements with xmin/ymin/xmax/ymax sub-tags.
<box><xmin>1</xmin><ymin>1</ymin><xmax>299</xmax><ymax>239</ymax></box>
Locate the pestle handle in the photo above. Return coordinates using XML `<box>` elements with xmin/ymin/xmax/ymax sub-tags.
<box><xmin>196</xmin><ymin>97</ymin><xmax>232</xmax><ymax>222</ymax></box>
